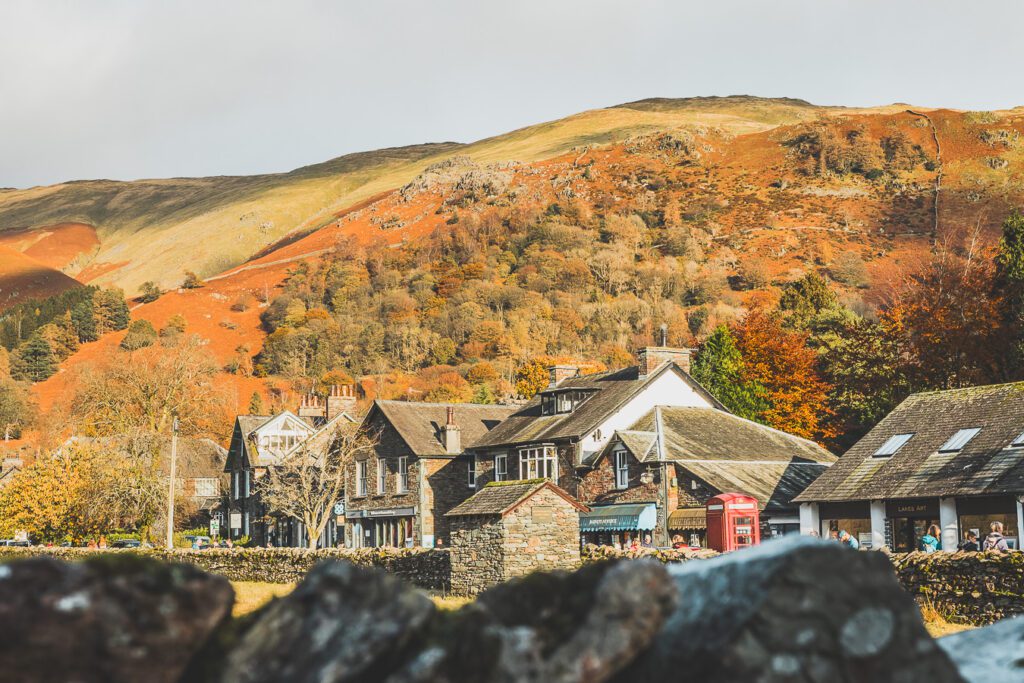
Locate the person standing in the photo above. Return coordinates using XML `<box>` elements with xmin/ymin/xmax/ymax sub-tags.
<box><xmin>919</xmin><ymin>524</ymin><xmax>941</xmax><ymax>553</ymax></box>
<box><xmin>982</xmin><ymin>521</ymin><xmax>1010</xmax><ymax>553</ymax></box>
<box><xmin>958</xmin><ymin>530</ymin><xmax>980</xmax><ymax>552</ymax></box>
<box><xmin>838</xmin><ymin>530</ymin><xmax>860</xmax><ymax>550</ymax></box>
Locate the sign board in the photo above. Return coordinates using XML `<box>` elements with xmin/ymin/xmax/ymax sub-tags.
<box><xmin>532</xmin><ymin>506</ymin><xmax>554</xmax><ymax>523</ymax></box>
<box><xmin>230</xmin><ymin>513</ymin><xmax>242</xmax><ymax>529</ymax></box>
<box><xmin>333</xmin><ymin>501</ymin><xmax>346</xmax><ymax>516</ymax></box>
<box><xmin>210</xmin><ymin>518</ymin><xmax>220</xmax><ymax>537</ymax></box>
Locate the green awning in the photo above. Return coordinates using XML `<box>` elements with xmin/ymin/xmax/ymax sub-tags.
<box><xmin>580</xmin><ymin>504</ymin><xmax>656</xmax><ymax>532</ymax></box>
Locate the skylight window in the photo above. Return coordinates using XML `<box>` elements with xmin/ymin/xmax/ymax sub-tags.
<box><xmin>939</xmin><ymin>428</ymin><xmax>981</xmax><ymax>453</ymax></box>
<box><xmin>873</xmin><ymin>433</ymin><xmax>913</xmax><ymax>457</ymax></box>
<box><xmin>1011</xmin><ymin>431</ymin><xmax>1024</xmax><ymax>448</ymax></box>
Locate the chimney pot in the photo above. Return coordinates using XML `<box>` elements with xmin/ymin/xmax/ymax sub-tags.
<box><xmin>548</xmin><ymin>365</ymin><xmax>579</xmax><ymax>388</ymax></box>
<box><xmin>326</xmin><ymin>384</ymin><xmax>357</xmax><ymax>420</ymax></box>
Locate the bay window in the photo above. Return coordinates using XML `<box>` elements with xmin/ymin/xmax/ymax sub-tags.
<box><xmin>520</xmin><ymin>446</ymin><xmax>558</xmax><ymax>481</ymax></box>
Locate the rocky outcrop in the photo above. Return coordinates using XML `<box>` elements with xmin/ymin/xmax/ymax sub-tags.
<box><xmin>0</xmin><ymin>554</ymin><xmax>232</xmax><ymax>683</ymax></box>
<box><xmin>938</xmin><ymin>616</ymin><xmax>1024</xmax><ymax>683</ymax></box>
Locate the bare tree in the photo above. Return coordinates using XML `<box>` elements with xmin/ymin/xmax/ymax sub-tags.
<box><xmin>257</xmin><ymin>423</ymin><xmax>375</xmax><ymax>549</ymax></box>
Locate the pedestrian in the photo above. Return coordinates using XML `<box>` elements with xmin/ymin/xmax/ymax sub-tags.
<box><xmin>87</xmin><ymin>539</ymin><xmax>97</xmax><ymax>549</ymax></box>
<box><xmin>226</xmin><ymin>538</ymin><xmax>234</xmax><ymax>549</ymax></box>
<box><xmin>919</xmin><ymin>524</ymin><xmax>941</xmax><ymax>553</ymax></box>
<box><xmin>641</xmin><ymin>534</ymin><xmax>654</xmax><ymax>548</ymax></box>
<box><xmin>982</xmin><ymin>521</ymin><xmax>1010</xmax><ymax>553</ymax></box>
<box><xmin>958</xmin><ymin>530</ymin><xmax>979</xmax><ymax>552</ymax></box>
<box><xmin>838</xmin><ymin>530</ymin><xmax>860</xmax><ymax>550</ymax></box>
<box><xmin>628</xmin><ymin>536</ymin><xmax>641</xmax><ymax>552</ymax></box>
<box><xmin>828</xmin><ymin>529</ymin><xmax>839</xmax><ymax>541</ymax></box>
<box><xmin>98</xmin><ymin>536</ymin><xmax>107</xmax><ymax>550</ymax></box>
<box><xmin>671</xmin><ymin>534</ymin><xmax>686</xmax><ymax>549</ymax></box>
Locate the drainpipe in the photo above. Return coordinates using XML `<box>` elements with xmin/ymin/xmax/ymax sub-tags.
<box><xmin>656</xmin><ymin>406</ymin><xmax>670</xmax><ymax>546</ymax></box>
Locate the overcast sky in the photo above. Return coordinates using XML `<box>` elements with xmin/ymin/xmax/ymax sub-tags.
<box><xmin>2</xmin><ymin>1</ymin><xmax>1022</xmax><ymax>188</ymax></box>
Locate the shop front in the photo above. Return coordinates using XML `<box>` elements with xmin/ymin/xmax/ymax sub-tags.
<box><xmin>885</xmin><ymin>499</ymin><xmax>939</xmax><ymax>553</ymax></box>
<box><xmin>956</xmin><ymin>496</ymin><xmax>1020</xmax><ymax>549</ymax></box>
<box><xmin>668</xmin><ymin>507</ymin><xmax>707</xmax><ymax>547</ymax></box>
<box><xmin>348</xmin><ymin>506</ymin><xmax>417</xmax><ymax>548</ymax></box>
<box><xmin>820</xmin><ymin>501</ymin><xmax>872</xmax><ymax>547</ymax></box>
<box><xmin>579</xmin><ymin>503</ymin><xmax>657</xmax><ymax>548</ymax></box>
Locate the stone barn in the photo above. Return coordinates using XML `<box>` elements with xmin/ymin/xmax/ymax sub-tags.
<box><xmin>446</xmin><ymin>479</ymin><xmax>588</xmax><ymax>594</ymax></box>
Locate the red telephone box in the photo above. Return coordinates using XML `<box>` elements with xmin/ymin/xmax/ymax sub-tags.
<box><xmin>706</xmin><ymin>493</ymin><xmax>760</xmax><ymax>552</ymax></box>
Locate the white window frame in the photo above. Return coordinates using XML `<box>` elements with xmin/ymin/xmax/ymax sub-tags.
<box><xmin>397</xmin><ymin>456</ymin><xmax>409</xmax><ymax>493</ymax></box>
<box><xmin>356</xmin><ymin>460</ymin><xmax>367</xmax><ymax>497</ymax></box>
<box><xmin>377</xmin><ymin>457</ymin><xmax>387</xmax><ymax>495</ymax></box>
<box><xmin>468</xmin><ymin>456</ymin><xmax>477</xmax><ymax>489</ymax></box>
<box><xmin>494</xmin><ymin>454</ymin><xmax>508</xmax><ymax>482</ymax></box>
<box><xmin>614</xmin><ymin>449</ymin><xmax>629</xmax><ymax>489</ymax></box>
<box><xmin>194</xmin><ymin>478</ymin><xmax>219</xmax><ymax>497</ymax></box>
<box><xmin>520</xmin><ymin>446</ymin><xmax>558</xmax><ymax>481</ymax></box>
<box><xmin>873</xmin><ymin>433</ymin><xmax>914</xmax><ymax>458</ymax></box>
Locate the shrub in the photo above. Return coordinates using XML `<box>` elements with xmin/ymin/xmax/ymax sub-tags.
<box><xmin>120</xmin><ymin>319</ymin><xmax>158</xmax><ymax>351</ymax></box>
<box><xmin>181</xmin><ymin>271</ymin><xmax>205</xmax><ymax>289</ymax></box>
<box><xmin>139</xmin><ymin>282</ymin><xmax>162</xmax><ymax>304</ymax></box>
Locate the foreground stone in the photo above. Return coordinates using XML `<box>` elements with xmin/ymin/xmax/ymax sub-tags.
<box><xmin>0</xmin><ymin>554</ymin><xmax>233</xmax><ymax>683</ymax></box>
<box><xmin>612</xmin><ymin>536</ymin><xmax>965</xmax><ymax>683</ymax></box>
<box><xmin>939</xmin><ymin>616</ymin><xmax>1024</xmax><ymax>683</ymax></box>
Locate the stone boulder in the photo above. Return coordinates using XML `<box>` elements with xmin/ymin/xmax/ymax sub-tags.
<box><xmin>0</xmin><ymin>554</ymin><xmax>233</xmax><ymax>683</ymax></box>
<box><xmin>611</xmin><ymin>536</ymin><xmax>966</xmax><ymax>683</ymax></box>
<box><xmin>938</xmin><ymin>615</ymin><xmax>1024</xmax><ymax>683</ymax></box>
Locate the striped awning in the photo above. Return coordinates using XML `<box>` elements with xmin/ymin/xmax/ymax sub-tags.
<box><xmin>580</xmin><ymin>503</ymin><xmax>657</xmax><ymax>532</ymax></box>
<box><xmin>669</xmin><ymin>507</ymin><xmax>707</xmax><ymax>530</ymax></box>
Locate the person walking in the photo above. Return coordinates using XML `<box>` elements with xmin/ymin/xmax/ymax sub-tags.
<box><xmin>982</xmin><ymin>521</ymin><xmax>1010</xmax><ymax>553</ymax></box>
<box><xmin>838</xmin><ymin>530</ymin><xmax>860</xmax><ymax>550</ymax></box>
<box><xmin>919</xmin><ymin>524</ymin><xmax>941</xmax><ymax>553</ymax></box>
<box><xmin>958</xmin><ymin>530</ymin><xmax>980</xmax><ymax>552</ymax></box>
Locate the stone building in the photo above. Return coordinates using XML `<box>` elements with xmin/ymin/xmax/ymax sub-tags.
<box><xmin>446</xmin><ymin>479</ymin><xmax>588</xmax><ymax>594</ymax></box>
<box><xmin>796</xmin><ymin>383</ymin><xmax>1024</xmax><ymax>552</ymax></box>
<box><xmin>578</xmin><ymin>406</ymin><xmax>834</xmax><ymax>547</ymax></box>
<box><xmin>223</xmin><ymin>387</ymin><xmax>356</xmax><ymax>547</ymax></box>
<box><xmin>345</xmin><ymin>400</ymin><xmax>515</xmax><ymax>548</ymax></box>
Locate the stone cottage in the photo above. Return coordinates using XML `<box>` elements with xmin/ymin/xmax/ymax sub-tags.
<box><xmin>345</xmin><ymin>400</ymin><xmax>515</xmax><ymax>549</ymax></box>
<box><xmin>445</xmin><ymin>479</ymin><xmax>588</xmax><ymax>594</ymax></box>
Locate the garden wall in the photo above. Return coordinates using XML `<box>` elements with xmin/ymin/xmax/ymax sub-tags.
<box><xmin>0</xmin><ymin>546</ymin><xmax>451</xmax><ymax>592</ymax></box>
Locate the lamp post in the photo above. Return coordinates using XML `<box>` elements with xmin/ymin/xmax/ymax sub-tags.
<box><xmin>166</xmin><ymin>415</ymin><xmax>179</xmax><ymax>550</ymax></box>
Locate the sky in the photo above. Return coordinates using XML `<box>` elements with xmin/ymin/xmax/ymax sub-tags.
<box><xmin>2</xmin><ymin>1</ymin><xmax>1023</xmax><ymax>188</ymax></box>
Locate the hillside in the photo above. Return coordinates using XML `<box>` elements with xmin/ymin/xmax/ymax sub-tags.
<box><xmin>0</xmin><ymin>97</ymin><xmax>837</xmax><ymax>298</ymax></box>
<box><xmin>6</xmin><ymin>96</ymin><xmax>1024</xmax><ymax>451</ymax></box>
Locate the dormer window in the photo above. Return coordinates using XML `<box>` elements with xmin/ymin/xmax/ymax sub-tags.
<box><xmin>939</xmin><ymin>428</ymin><xmax>980</xmax><ymax>453</ymax></box>
<box><xmin>874</xmin><ymin>433</ymin><xmax>913</xmax><ymax>458</ymax></box>
<box><xmin>540</xmin><ymin>390</ymin><xmax>595</xmax><ymax>416</ymax></box>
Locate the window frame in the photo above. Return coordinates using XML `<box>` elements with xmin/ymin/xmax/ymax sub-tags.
<box><xmin>467</xmin><ymin>456</ymin><xmax>477</xmax><ymax>489</ymax></box>
<box><xmin>494</xmin><ymin>453</ymin><xmax>508</xmax><ymax>482</ymax></box>
<box><xmin>939</xmin><ymin>427</ymin><xmax>981</xmax><ymax>453</ymax></box>
<box><xmin>194</xmin><ymin>478</ymin><xmax>219</xmax><ymax>497</ymax></box>
<box><xmin>1010</xmin><ymin>430</ymin><xmax>1024</xmax><ymax>448</ymax></box>
<box><xmin>397</xmin><ymin>456</ymin><xmax>409</xmax><ymax>493</ymax></box>
<box><xmin>520</xmin><ymin>445</ymin><xmax>558</xmax><ymax>481</ymax></box>
<box><xmin>613</xmin><ymin>449</ymin><xmax>630</xmax><ymax>489</ymax></box>
<box><xmin>356</xmin><ymin>460</ymin><xmax>368</xmax><ymax>497</ymax></box>
<box><xmin>873</xmin><ymin>433</ymin><xmax>914</xmax><ymax>458</ymax></box>
<box><xmin>377</xmin><ymin>457</ymin><xmax>387</xmax><ymax>495</ymax></box>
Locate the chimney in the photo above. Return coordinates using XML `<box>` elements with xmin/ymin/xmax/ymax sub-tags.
<box><xmin>637</xmin><ymin>342</ymin><xmax>692</xmax><ymax>379</ymax></box>
<box><xmin>548</xmin><ymin>365</ymin><xmax>579</xmax><ymax>388</ymax></box>
<box><xmin>297</xmin><ymin>393</ymin><xmax>326</xmax><ymax>419</ymax></box>
<box><xmin>326</xmin><ymin>384</ymin><xmax>357</xmax><ymax>420</ymax></box>
<box><xmin>442</xmin><ymin>406</ymin><xmax>461</xmax><ymax>455</ymax></box>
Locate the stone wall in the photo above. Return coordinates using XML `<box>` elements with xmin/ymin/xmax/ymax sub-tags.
<box><xmin>448</xmin><ymin>515</ymin><xmax>505</xmax><ymax>595</ymax></box>
<box><xmin>0</xmin><ymin>546</ymin><xmax>450</xmax><ymax>591</ymax></box>
<box><xmin>890</xmin><ymin>550</ymin><xmax>1024</xmax><ymax>625</ymax></box>
<box><xmin>501</xmin><ymin>487</ymin><xmax>581</xmax><ymax>580</ymax></box>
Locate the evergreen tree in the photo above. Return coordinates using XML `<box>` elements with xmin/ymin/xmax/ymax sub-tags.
<box><xmin>690</xmin><ymin>325</ymin><xmax>768</xmax><ymax>421</ymax></box>
<box><xmin>71</xmin><ymin>299</ymin><xmax>99</xmax><ymax>343</ymax></box>
<box><xmin>120</xmin><ymin>319</ymin><xmax>157</xmax><ymax>351</ymax></box>
<box><xmin>11</xmin><ymin>334</ymin><xmax>58</xmax><ymax>382</ymax></box>
<box><xmin>778</xmin><ymin>272</ymin><xmax>839</xmax><ymax>329</ymax></box>
<box><xmin>94</xmin><ymin>289</ymin><xmax>130</xmax><ymax>333</ymax></box>
<box><xmin>995</xmin><ymin>210</ymin><xmax>1024</xmax><ymax>379</ymax></box>
<box><xmin>248</xmin><ymin>391</ymin><xmax>265</xmax><ymax>415</ymax></box>
<box><xmin>139</xmin><ymin>282</ymin><xmax>162</xmax><ymax>304</ymax></box>
<box><xmin>471</xmin><ymin>383</ymin><xmax>496</xmax><ymax>404</ymax></box>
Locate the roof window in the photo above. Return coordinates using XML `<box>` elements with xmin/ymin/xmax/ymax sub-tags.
<box><xmin>939</xmin><ymin>428</ymin><xmax>981</xmax><ymax>453</ymax></box>
<box><xmin>1010</xmin><ymin>431</ymin><xmax>1024</xmax><ymax>448</ymax></box>
<box><xmin>873</xmin><ymin>433</ymin><xmax>913</xmax><ymax>457</ymax></box>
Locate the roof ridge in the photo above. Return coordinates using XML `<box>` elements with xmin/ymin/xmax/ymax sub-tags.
<box><xmin>906</xmin><ymin>381</ymin><xmax>1024</xmax><ymax>398</ymax></box>
<box><xmin>376</xmin><ymin>399</ymin><xmax>516</xmax><ymax>409</ymax></box>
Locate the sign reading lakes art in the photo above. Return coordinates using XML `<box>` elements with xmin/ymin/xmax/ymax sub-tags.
<box><xmin>886</xmin><ymin>499</ymin><xmax>939</xmax><ymax>517</ymax></box>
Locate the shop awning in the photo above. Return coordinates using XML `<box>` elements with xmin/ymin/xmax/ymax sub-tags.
<box><xmin>669</xmin><ymin>507</ymin><xmax>707</xmax><ymax>530</ymax></box>
<box><xmin>580</xmin><ymin>504</ymin><xmax>657</xmax><ymax>532</ymax></box>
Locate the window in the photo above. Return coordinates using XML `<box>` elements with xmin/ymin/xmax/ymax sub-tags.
<box><xmin>873</xmin><ymin>433</ymin><xmax>914</xmax><ymax>457</ymax></box>
<box><xmin>377</xmin><ymin>458</ymin><xmax>387</xmax><ymax>494</ymax></box>
<box><xmin>939</xmin><ymin>428</ymin><xmax>981</xmax><ymax>453</ymax></box>
<box><xmin>614</xmin><ymin>450</ymin><xmax>629</xmax><ymax>489</ymax></box>
<box><xmin>1011</xmin><ymin>430</ymin><xmax>1024</xmax><ymax>448</ymax></box>
<box><xmin>194</xmin><ymin>478</ymin><xmax>218</xmax><ymax>497</ymax></box>
<box><xmin>231</xmin><ymin>471</ymin><xmax>239</xmax><ymax>499</ymax></box>
<box><xmin>540</xmin><ymin>390</ymin><xmax>595</xmax><ymax>415</ymax></box>
<box><xmin>241</xmin><ymin>470</ymin><xmax>250</xmax><ymax>498</ymax></box>
<box><xmin>356</xmin><ymin>460</ymin><xmax>367</xmax><ymax>497</ymax></box>
<box><xmin>520</xmin><ymin>446</ymin><xmax>558</xmax><ymax>480</ymax></box>
<box><xmin>397</xmin><ymin>456</ymin><xmax>409</xmax><ymax>493</ymax></box>
<box><xmin>494</xmin><ymin>454</ymin><xmax>508</xmax><ymax>482</ymax></box>
<box><xmin>468</xmin><ymin>456</ymin><xmax>477</xmax><ymax>488</ymax></box>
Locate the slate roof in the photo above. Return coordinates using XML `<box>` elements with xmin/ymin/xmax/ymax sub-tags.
<box><xmin>472</xmin><ymin>363</ymin><xmax>723</xmax><ymax>449</ymax></box>
<box><xmin>446</xmin><ymin>479</ymin><xmax>588</xmax><ymax>516</ymax></box>
<box><xmin>371</xmin><ymin>401</ymin><xmax>516</xmax><ymax>456</ymax></box>
<box><xmin>598</xmin><ymin>406</ymin><xmax>835</xmax><ymax>512</ymax></box>
<box><xmin>796</xmin><ymin>382</ymin><xmax>1024</xmax><ymax>503</ymax></box>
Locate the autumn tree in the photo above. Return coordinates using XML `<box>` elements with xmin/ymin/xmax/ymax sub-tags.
<box><xmin>733</xmin><ymin>310</ymin><xmax>836</xmax><ymax>441</ymax></box>
<box><xmin>181</xmin><ymin>271</ymin><xmax>205</xmax><ymax>289</ymax></box>
<box><xmin>248</xmin><ymin>391</ymin><xmax>266</xmax><ymax>415</ymax></box>
<box><xmin>139</xmin><ymin>281</ymin><xmax>162</xmax><ymax>303</ymax></box>
<box><xmin>994</xmin><ymin>210</ymin><xmax>1024</xmax><ymax>379</ymax></box>
<box><xmin>11</xmin><ymin>334</ymin><xmax>57</xmax><ymax>382</ymax></box>
<box><xmin>0</xmin><ymin>376</ymin><xmax>34</xmax><ymax>440</ymax></box>
<box><xmin>257</xmin><ymin>424</ymin><xmax>375</xmax><ymax>549</ymax></box>
<box><xmin>690</xmin><ymin>325</ymin><xmax>767</xmax><ymax>421</ymax></box>
<box><xmin>93</xmin><ymin>288</ymin><xmax>130</xmax><ymax>333</ymax></box>
<box><xmin>120</xmin><ymin>319</ymin><xmax>158</xmax><ymax>351</ymax></box>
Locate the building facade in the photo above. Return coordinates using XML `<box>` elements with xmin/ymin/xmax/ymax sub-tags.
<box><xmin>795</xmin><ymin>383</ymin><xmax>1024</xmax><ymax>552</ymax></box>
<box><xmin>344</xmin><ymin>401</ymin><xmax>515</xmax><ymax>548</ymax></box>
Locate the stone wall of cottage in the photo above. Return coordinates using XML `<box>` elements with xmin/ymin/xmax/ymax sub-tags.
<box><xmin>426</xmin><ymin>456</ymin><xmax>481</xmax><ymax>544</ymax></box>
<box><xmin>500</xmin><ymin>488</ymin><xmax>581</xmax><ymax>582</ymax></box>
<box><xmin>576</xmin><ymin>448</ymin><xmax>658</xmax><ymax>506</ymax></box>
<box><xmin>448</xmin><ymin>516</ymin><xmax>506</xmax><ymax>595</ymax></box>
